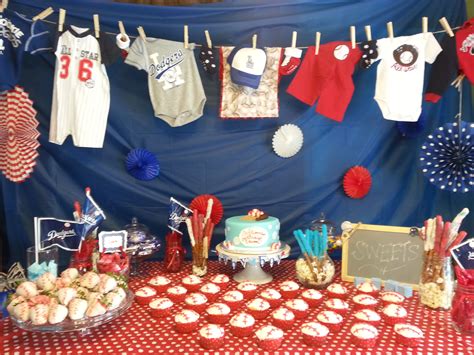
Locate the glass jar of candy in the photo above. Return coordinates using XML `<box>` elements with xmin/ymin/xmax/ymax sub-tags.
<box><xmin>295</xmin><ymin>252</ymin><xmax>335</xmax><ymax>289</ymax></box>
<box><xmin>451</xmin><ymin>266</ymin><xmax>474</xmax><ymax>334</ymax></box>
<box><xmin>419</xmin><ymin>256</ymin><xmax>455</xmax><ymax>310</ymax></box>
<box><xmin>164</xmin><ymin>232</ymin><xmax>185</xmax><ymax>273</ymax></box>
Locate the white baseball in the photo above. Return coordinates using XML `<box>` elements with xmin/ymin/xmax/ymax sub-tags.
<box><xmin>334</xmin><ymin>44</ymin><xmax>350</xmax><ymax>61</ymax></box>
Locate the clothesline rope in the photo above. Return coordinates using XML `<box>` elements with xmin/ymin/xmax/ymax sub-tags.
<box><xmin>40</xmin><ymin>18</ymin><xmax>461</xmax><ymax>48</ymax></box>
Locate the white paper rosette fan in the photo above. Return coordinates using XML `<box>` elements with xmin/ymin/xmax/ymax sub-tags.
<box><xmin>272</xmin><ymin>124</ymin><xmax>303</xmax><ymax>158</ymax></box>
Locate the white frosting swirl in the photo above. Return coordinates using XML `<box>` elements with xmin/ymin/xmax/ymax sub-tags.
<box><xmin>237</xmin><ymin>282</ymin><xmax>257</xmax><ymax>291</ymax></box>
<box><xmin>206</xmin><ymin>303</ymin><xmax>231</xmax><ymax>315</ymax></box>
<box><xmin>350</xmin><ymin>323</ymin><xmax>378</xmax><ymax>339</ymax></box>
<box><xmin>280</xmin><ymin>281</ymin><xmax>299</xmax><ymax>291</ymax></box>
<box><xmin>301</xmin><ymin>322</ymin><xmax>329</xmax><ymax>337</ymax></box>
<box><xmin>199</xmin><ymin>324</ymin><xmax>224</xmax><ymax>338</ymax></box>
<box><xmin>357</xmin><ymin>281</ymin><xmax>378</xmax><ymax>293</ymax></box>
<box><xmin>200</xmin><ymin>283</ymin><xmax>220</xmax><ymax>294</ymax></box>
<box><xmin>302</xmin><ymin>289</ymin><xmax>322</xmax><ymax>299</ymax></box>
<box><xmin>247</xmin><ymin>298</ymin><xmax>270</xmax><ymax>311</ymax></box>
<box><xmin>285</xmin><ymin>299</ymin><xmax>309</xmax><ymax>311</ymax></box>
<box><xmin>175</xmin><ymin>309</ymin><xmax>200</xmax><ymax>323</ymax></box>
<box><xmin>383</xmin><ymin>304</ymin><xmax>407</xmax><ymax>317</ymax></box>
<box><xmin>260</xmin><ymin>288</ymin><xmax>282</xmax><ymax>299</ymax></box>
<box><xmin>230</xmin><ymin>312</ymin><xmax>255</xmax><ymax>327</ymax></box>
<box><xmin>394</xmin><ymin>324</ymin><xmax>424</xmax><ymax>338</ymax></box>
<box><xmin>149</xmin><ymin>298</ymin><xmax>173</xmax><ymax>310</ymax></box>
<box><xmin>327</xmin><ymin>283</ymin><xmax>347</xmax><ymax>294</ymax></box>
<box><xmin>223</xmin><ymin>291</ymin><xmax>244</xmax><ymax>302</ymax></box>
<box><xmin>148</xmin><ymin>276</ymin><xmax>171</xmax><ymax>286</ymax></box>
<box><xmin>354</xmin><ymin>309</ymin><xmax>381</xmax><ymax>321</ymax></box>
<box><xmin>353</xmin><ymin>294</ymin><xmax>377</xmax><ymax>305</ymax></box>
<box><xmin>271</xmin><ymin>307</ymin><xmax>295</xmax><ymax>320</ymax></box>
<box><xmin>136</xmin><ymin>287</ymin><xmax>157</xmax><ymax>297</ymax></box>
<box><xmin>167</xmin><ymin>286</ymin><xmax>187</xmax><ymax>295</ymax></box>
<box><xmin>381</xmin><ymin>291</ymin><xmax>405</xmax><ymax>303</ymax></box>
<box><xmin>325</xmin><ymin>298</ymin><xmax>349</xmax><ymax>310</ymax></box>
<box><xmin>255</xmin><ymin>325</ymin><xmax>283</xmax><ymax>340</ymax></box>
<box><xmin>317</xmin><ymin>310</ymin><xmax>343</xmax><ymax>324</ymax></box>
<box><xmin>211</xmin><ymin>274</ymin><xmax>230</xmax><ymax>283</ymax></box>
<box><xmin>185</xmin><ymin>293</ymin><xmax>208</xmax><ymax>305</ymax></box>
<box><xmin>182</xmin><ymin>275</ymin><xmax>202</xmax><ymax>285</ymax></box>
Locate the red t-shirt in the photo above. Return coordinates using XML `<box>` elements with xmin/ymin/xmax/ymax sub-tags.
<box><xmin>456</xmin><ymin>18</ymin><xmax>474</xmax><ymax>84</ymax></box>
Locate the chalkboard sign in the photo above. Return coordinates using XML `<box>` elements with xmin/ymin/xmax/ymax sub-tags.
<box><xmin>341</xmin><ymin>223</ymin><xmax>423</xmax><ymax>289</ymax></box>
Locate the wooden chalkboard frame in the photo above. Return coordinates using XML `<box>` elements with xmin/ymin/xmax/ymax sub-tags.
<box><xmin>341</xmin><ymin>222</ymin><xmax>422</xmax><ymax>290</ymax></box>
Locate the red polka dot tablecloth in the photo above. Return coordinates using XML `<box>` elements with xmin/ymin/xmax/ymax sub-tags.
<box><xmin>2</xmin><ymin>260</ymin><xmax>473</xmax><ymax>354</ymax></box>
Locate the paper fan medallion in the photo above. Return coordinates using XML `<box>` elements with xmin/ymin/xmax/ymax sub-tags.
<box><xmin>125</xmin><ymin>148</ymin><xmax>160</xmax><ymax>181</ymax></box>
<box><xmin>343</xmin><ymin>166</ymin><xmax>372</xmax><ymax>199</ymax></box>
<box><xmin>190</xmin><ymin>194</ymin><xmax>224</xmax><ymax>225</ymax></box>
<box><xmin>272</xmin><ymin>124</ymin><xmax>304</xmax><ymax>158</ymax></box>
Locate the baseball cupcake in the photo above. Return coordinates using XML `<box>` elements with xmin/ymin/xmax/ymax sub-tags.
<box><xmin>350</xmin><ymin>323</ymin><xmax>379</xmax><ymax>348</ymax></box>
<box><xmin>271</xmin><ymin>307</ymin><xmax>295</xmax><ymax>330</ymax></box>
<box><xmin>182</xmin><ymin>275</ymin><xmax>203</xmax><ymax>292</ymax></box>
<box><xmin>317</xmin><ymin>310</ymin><xmax>344</xmax><ymax>333</ymax></box>
<box><xmin>246</xmin><ymin>298</ymin><xmax>271</xmax><ymax>320</ymax></box>
<box><xmin>166</xmin><ymin>285</ymin><xmax>188</xmax><ymax>303</ymax></box>
<box><xmin>279</xmin><ymin>280</ymin><xmax>300</xmax><ymax>299</ymax></box>
<box><xmin>301</xmin><ymin>322</ymin><xmax>330</xmax><ymax>347</ymax></box>
<box><xmin>198</xmin><ymin>324</ymin><xmax>225</xmax><ymax>350</ymax></box>
<box><xmin>174</xmin><ymin>309</ymin><xmax>200</xmax><ymax>333</ymax></box>
<box><xmin>206</xmin><ymin>303</ymin><xmax>231</xmax><ymax>324</ymax></box>
<box><xmin>237</xmin><ymin>282</ymin><xmax>258</xmax><ymax>299</ymax></box>
<box><xmin>301</xmin><ymin>289</ymin><xmax>323</xmax><ymax>308</ymax></box>
<box><xmin>148</xmin><ymin>297</ymin><xmax>174</xmax><ymax>318</ymax></box>
<box><xmin>327</xmin><ymin>283</ymin><xmax>348</xmax><ymax>300</ymax></box>
<box><xmin>147</xmin><ymin>276</ymin><xmax>171</xmax><ymax>293</ymax></box>
<box><xmin>200</xmin><ymin>283</ymin><xmax>221</xmax><ymax>302</ymax></box>
<box><xmin>135</xmin><ymin>286</ymin><xmax>157</xmax><ymax>305</ymax></box>
<box><xmin>356</xmin><ymin>280</ymin><xmax>379</xmax><ymax>296</ymax></box>
<box><xmin>324</xmin><ymin>298</ymin><xmax>349</xmax><ymax>316</ymax></box>
<box><xmin>222</xmin><ymin>290</ymin><xmax>245</xmax><ymax>311</ymax></box>
<box><xmin>382</xmin><ymin>304</ymin><xmax>408</xmax><ymax>325</ymax></box>
<box><xmin>260</xmin><ymin>288</ymin><xmax>283</xmax><ymax>308</ymax></box>
<box><xmin>380</xmin><ymin>291</ymin><xmax>405</xmax><ymax>306</ymax></box>
<box><xmin>184</xmin><ymin>292</ymin><xmax>208</xmax><ymax>313</ymax></box>
<box><xmin>353</xmin><ymin>309</ymin><xmax>381</xmax><ymax>326</ymax></box>
<box><xmin>352</xmin><ymin>294</ymin><xmax>378</xmax><ymax>310</ymax></box>
<box><xmin>210</xmin><ymin>274</ymin><xmax>230</xmax><ymax>289</ymax></box>
<box><xmin>255</xmin><ymin>325</ymin><xmax>284</xmax><ymax>351</ymax></box>
<box><xmin>285</xmin><ymin>298</ymin><xmax>309</xmax><ymax>319</ymax></box>
<box><xmin>229</xmin><ymin>312</ymin><xmax>255</xmax><ymax>337</ymax></box>
<box><xmin>394</xmin><ymin>323</ymin><xmax>424</xmax><ymax>347</ymax></box>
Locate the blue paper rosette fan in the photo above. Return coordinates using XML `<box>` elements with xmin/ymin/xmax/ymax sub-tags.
<box><xmin>125</xmin><ymin>148</ymin><xmax>160</xmax><ymax>181</ymax></box>
<box><xmin>419</xmin><ymin>121</ymin><xmax>474</xmax><ymax>193</ymax></box>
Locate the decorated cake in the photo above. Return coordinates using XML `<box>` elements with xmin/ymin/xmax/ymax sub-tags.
<box><xmin>223</xmin><ymin>209</ymin><xmax>281</xmax><ymax>252</ymax></box>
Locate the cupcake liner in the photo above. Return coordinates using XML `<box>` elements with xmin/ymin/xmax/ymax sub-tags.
<box><xmin>248</xmin><ymin>308</ymin><xmax>270</xmax><ymax>320</ymax></box>
<box><xmin>353</xmin><ymin>302</ymin><xmax>378</xmax><ymax>311</ymax></box>
<box><xmin>351</xmin><ymin>334</ymin><xmax>378</xmax><ymax>348</ymax></box>
<box><xmin>326</xmin><ymin>307</ymin><xmax>348</xmax><ymax>317</ymax></box>
<box><xmin>383</xmin><ymin>314</ymin><xmax>407</xmax><ymax>326</ymax></box>
<box><xmin>353</xmin><ymin>318</ymin><xmax>380</xmax><ymax>327</ymax></box>
<box><xmin>302</xmin><ymin>296</ymin><xmax>323</xmax><ymax>308</ymax></box>
<box><xmin>148</xmin><ymin>283</ymin><xmax>170</xmax><ymax>293</ymax></box>
<box><xmin>302</xmin><ymin>333</ymin><xmax>328</xmax><ymax>347</ymax></box>
<box><xmin>280</xmin><ymin>289</ymin><xmax>300</xmax><ymax>299</ymax></box>
<box><xmin>356</xmin><ymin>290</ymin><xmax>379</xmax><ymax>297</ymax></box>
<box><xmin>240</xmin><ymin>289</ymin><xmax>258</xmax><ymax>300</ymax></box>
<box><xmin>381</xmin><ymin>299</ymin><xmax>403</xmax><ymax>307</ymax></box>
<box><xmin>257</xmin><ymin>338</ymin><xmax>283</xmax><ymax>351</ymax></box>
<box><xmin>272</xmin><ymin>317</ymin><xmax>295</xmax><ymax>330</ymax></box>
<box><xmin>135</xmin><ymin>295</ymin><xmax>155</xmax><ymax>306</ymax></box>
<box><xmin>263</xmin><ymin>297</ymin><xmax>282</xmax><ymax>308</ymax></box>
<box><xmin>199</xmin><ymin>336</ymin><xmax>224</xmax><ymax>350</ymax></box>
<box><xmin>175</xmin><ymin>321</ymin><xmax>198</xmax><ymax>334</ymax></box>
<box><xmin>207</xmin><ymin>313</ymin><xmax>231</xmax><ymax>324</ymax></box>
<box><xmin>167</xmin><ymin>292</ymin><xmax>187</xmax><ymax>303</ymax></box>
<box><xmin>149</xmin><ymin>307</ymin><xmax>172</xmax><ymax>318</ymax></box>
<box><xmin>395</xmin><ymin>332</ymin><xmax>423</xmax><ymax>347</ymax></box>
<box><xmin>327</xmin><ymin>291</ymin><xmax>348</xmax><ymax>300</ymax></box>
<box><xmin>290</xmin><ymin>308</ymin><xmax>308</xmax><ymax>319</ymax></box>
<box><xmin>230</xmin><ymin>324</ymin><xmax>254</xmax><ymax>337</ymax></box>
<box><xmin>202</xmin><ymin>292</ymin><xmax>220</xmax><ymax>302</ymax></box>
<box><xmin>183</xmin><ymin>283</ymin><xmax>202</xmax><ymax>292</ymax></box>
<box><xmin>185</xmin><ymin>303</ymin><xmax>208</xmax><ymax>314</ymax></box>
<box><xmin>224</xmin><ymin>300</ymin><xmax>244</xmax><ymax>311</ymax></box>
<box><xmin>213</xmin><ymin>281</ymin><xmax>230</xmax><ymax>290</ymax></box>
<box><xmin>319</xmin><ymin>321</ymin><xmax>343</xmax><ymax>333</ymax></box>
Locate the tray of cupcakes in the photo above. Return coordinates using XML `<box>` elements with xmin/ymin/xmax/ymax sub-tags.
<box><xmin>7</xmin><ymin>268</ymin><xmax>133</xmax><ymax>333</ymax></box>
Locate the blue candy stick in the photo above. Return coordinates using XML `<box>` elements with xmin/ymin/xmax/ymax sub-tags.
<box><xmin>322</xmin><ymin>224</ymin><xmax>328</xmax><ymax>256</ymax></box>
<box><xmin>293</xmin><ymin>230</ymin><xmax>306</xmax><ymax>254</ymax></box>
<box><xmin>313</xmin><ymin>230</ymin><xmax>320</xmax><ymax>258</ymax></box>
<box><xmin>299</xmin><ymin>230</ymin><xmax>313</xmax><ymax>257</ymax></box>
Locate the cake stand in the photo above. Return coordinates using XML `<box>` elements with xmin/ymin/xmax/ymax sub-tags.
<box><xmin>215</xmin><ymin>243</ymin><xmax>291</xmax><ymax>284</ymax></box>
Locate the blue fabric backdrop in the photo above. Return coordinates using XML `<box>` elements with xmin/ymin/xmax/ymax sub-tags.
<box><xmin>2</xmin><ymin>0</ymin><xmax>473</xmax><ymax>268</ymax></box>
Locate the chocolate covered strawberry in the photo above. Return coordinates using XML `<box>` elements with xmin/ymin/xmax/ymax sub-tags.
<box><xmin>29</xmin><ymin>304</ymin><xmax>49</xmax><ymax>325</ymax></box>
<box><xmin>13</xmin><ymin>301</ymin><xmax>30</xmax><ymax>322</ymax></box>
<box><xmin>48</xmin><ymin>304</ymin><xmax>68</xmax><ymax>324</ymax></box>
<box><xmin>36</xmin><ymin>272</ymin><xmax>57</xmax><ymax>291</ymax></box>
<box><xmin>68</xmin><ymin>298</ymin><xmax>88</xmax><ymax>320</ymax></box>
<box><xmin>80</xmin><ymin>272</ymin><xmax>101</xmax><ymax>289</ymax></box>
<box><xmin>16</xmin><ymin>281</ymin><xmax>38</xmax><ymax>299</ymax></box>
<box><xmin>86</xmin><ymin>299</ymin><xmax>107</xmax><ymax>317</ymax></box>
<box><xmin>57</xmin><ymin>287</ymin><xmax>77</xmax><ymax>306</ymax></box>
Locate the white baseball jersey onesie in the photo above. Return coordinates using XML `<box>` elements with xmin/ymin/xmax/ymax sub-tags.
<box><xmin>50</xmin><ymin>26</ymin><xmax>118</xmax><ymax>148</ymax></box>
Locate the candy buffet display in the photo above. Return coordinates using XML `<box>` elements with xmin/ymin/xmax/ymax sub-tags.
<box><xmin>7</xmin><ymin>268</ymin><xmax>132</xmax><ymax>333</ymax></box>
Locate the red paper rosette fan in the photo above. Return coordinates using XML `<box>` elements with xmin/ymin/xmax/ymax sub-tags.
<box><xmin>0</xmin><ymin>87</ymin><xmax>40</xmax><ymax>183</ymax></box>
<box><xmin>343</xmin><ymin>166</ymin><xmax>372</xmax><ymax>199</ymax></box>
<box><xmin>190</xmin><ymin>194</ymin><xmax>224</xmax><ymax>225</ymax></box>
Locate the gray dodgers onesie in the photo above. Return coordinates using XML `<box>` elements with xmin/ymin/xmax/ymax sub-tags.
<box><xmin>126</xmin><ymin>38</ymin><xmax>206</xmax><ymax>127</ymax></box>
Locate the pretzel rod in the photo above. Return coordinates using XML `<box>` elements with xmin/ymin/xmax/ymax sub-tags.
<box><xmin>208</xmin><ymin>222</ymin><xmax>215</xmax><ymax>246</ymax></box>
<box><xmin>446</xmin><ymin>231</ymin><xmax>468</xmax><ymax>256</ymax></box>
<box><xmin>434</xmin><ymin>216</ymin><xmax>444</xmax><ymax>255</ymax></box>
<box><xmin>439</xmin><ymin>221</ymin><xmax>451</xmax><ymax>254</ymax></box>
<box><xmin>185</xmin><ymin>218</ymin><xmax>195</xmax><ymax>246</ymax></box>
<box><xmin>203</xmin><ymin>237</ymin><xmax>208</xmax><ymax>259</ymax></box>
<box><xmin>303</xmin><ymin>252</ymin><xmax>318</xmax><ymax>281</ymax></box>
<box><xmin>191</xmin><ymin>210</ymin><xmax>200</xmax><ymax>243</ymax></box>
<box><xmin>203</xmin><ymin>198</ymin><xmax>213</xmax><ymax>226</ymax></box>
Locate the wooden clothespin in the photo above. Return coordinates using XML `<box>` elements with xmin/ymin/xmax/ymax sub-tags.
<box><xmin>291</xmin><ymin>31</ymin><xmax>297</xmax><ymax>48</ymax></box>
<box><xmin>118</xmin><ymin>21</ymin><xmax>127</xmax><ymax>41</ymax></box>
<box><xmin>137</xmin><ymin>26</ymin><xmax>146</xmax><ymax>41</ymax></box>
<box><xmin>0</xmin><ymin>0</ymin><xmax>8</xmax><ymax>13</ymax></box>
<box><xmin>58</xmin><ymin>9</ymin><xmax>66</xmax><ymax>32</ymax></box>
<box><xmin>387</xmin><ymin>21</ymin><xmax>394</xmax><ymax>38</ymax></box>
<box><xmin>32</xmin><ymin>7</ymin><xmax>54</xmax><ymax>22</ymax></box>
<box><xmin>364</xmin><ymin>25</ymin><xmax>372</xmax><ymax>41</ymax></box>
<box><xmin>422</xmin><ymin>17</ymin><xmax>428</xmax><ymax>33</ymax></box>
<box><xmin>93</xmin><ymin>14</ymin><xmax>100</xmax><ymax>38</ymax></box>
<box><xmin>350</xmin><ymin>26</ymin><xmax>356</xmax><ymax>49</ymax></box>
<box><xmin>204</xmin><ymin>30</ymin><xmax>212</xmax><ymax>48</ymax></box>
<box><xmin>439</xmin><ymin>17</ymin><xmax>454</xmax><ymax>37</ymax></box>
<box><xmin>252</xmin><ymin>34</ymin><xmax>257</xmax><ymax>49</ymax></box>
<box><xmin>184</xmin><ymin>25</ymin><xmax>189</xmax><ymax>49</ymax></box>
<box><xmin>315</xmin><ymin>31</ymin><xmax>321</xmax><ymax>55</ymax></box>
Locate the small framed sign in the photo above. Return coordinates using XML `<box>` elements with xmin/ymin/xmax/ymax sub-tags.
<box><xmin>98</xmin><ymin>230</ymin><xmax>128</xmax><ymax>253</ymax></box>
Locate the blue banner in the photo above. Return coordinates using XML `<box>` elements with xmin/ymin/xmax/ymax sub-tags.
<box><xmin>37</xmin><ymin>217</ymin><xmax>84</xmax><ymax>251</ymax></box>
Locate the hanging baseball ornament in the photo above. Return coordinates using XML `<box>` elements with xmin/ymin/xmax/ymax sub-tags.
<box><xmin>125</xmin><ymin>148</ymin><xmax>160</xmax><ymax>181</ymax></box>
<box><xmin>343</xmin><ymin>166</ymin><xmax>372</xmax><ymax>199</ymax></box>
<box><xmin>0</xmin><ymin>87</ymin><xmax>40</xmax><ymax>183</ymax></box>
<box><xmin>419</xmin><ymin>121</ymin><xmax>474</xmax><ymax>193</ymax></box>
<box><xmin>272</xmin><ymin>124</ymin><xmax>304</xmax><ymax>158</ymax></box>
<box><xmin>190</xmin><ymin>194</ymin><xmax>224</xmax><ymax>225</ymax></box>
